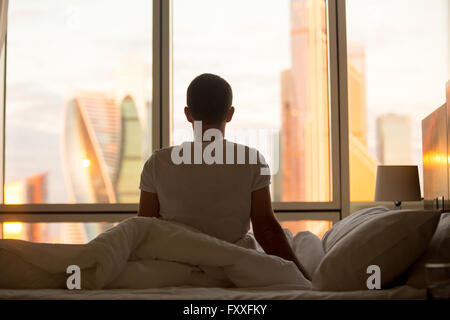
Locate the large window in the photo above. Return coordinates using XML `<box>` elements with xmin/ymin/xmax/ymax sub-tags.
<box><xmin>4</xmin><ymin>0</ymin><xmax>152</xmax><ymax>205</ymax></box>
<box><xmin>172</xmin><ymin>0</ymin><xmax>336</xmax><ymax>239</ymax></box>
<box><xmin>0</xmin><ymin>0</ymin><xmax>340</xmax><ymax>240</ymax></box>
<box><xmin>346</xmin><ymin>0</ymin><xmax>450</xmax><ymax>202</ymax></box>
<box><xmin>173</xmin><ymin>0</ymin><xmax>333</xmax><ymax>203</ymax></box>
<box><xmin>8</xmin><ymin>0</ymin><xmax>446</xmax><ymax>241</ymax></box>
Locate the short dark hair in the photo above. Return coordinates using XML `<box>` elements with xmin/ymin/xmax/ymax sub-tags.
<box><xmin>187</xmin><ymin>73</ymin><xmax>233</xmax><ymax>124</ymax></box>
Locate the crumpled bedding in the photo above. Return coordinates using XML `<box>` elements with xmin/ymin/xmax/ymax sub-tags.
<box><xmin>0</xmin><ymin>217</ymin><xmax>310</xmax><ymax>290</ymax></box>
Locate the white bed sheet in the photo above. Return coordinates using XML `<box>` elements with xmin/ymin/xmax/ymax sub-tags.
<box><xmin>0</xmin><ymin>218</ymin><xmax>308</xmax><ymax>290</ymax></box>
<box><xmin>0</xmin><ymin>285</ymin><xmax>426</xmax><ymax>300</ymax></box>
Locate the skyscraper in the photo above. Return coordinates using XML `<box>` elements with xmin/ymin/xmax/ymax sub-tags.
<box><xmin>4</xmin><ymin>172</ymin><xmax>48</xmax><ymax>204</ymax></box>
<box><xmin>279</xmin><ymin>0</ymin><xmax>330</xmax><ymax>238</ymax></box>
<box><xmin>281</xmin><ymin>1</ymin><xmax>377</xmax><ymax>203</ymax></box>
<box><xmin>377</xmin><ymin>114</ymin><xmax>412</xmax><ymax>165</ymax></box>
<box><xmin>115</xmin><ymin>96</ymin><xmax>144</xmax><ymax>203</ymax></box>
<box><xmin>347</xmin><ymin>42</ymin><xmax>367</xmax><ymax>145</ymax></box>
<box><xmin>26</xmin><ymin>172</ymin><xmax>48</xmax><ymax>204</ymax></box>
<box><xmin>347</xmin><ymin>43</ymin><xmax>378</xmax><ymax>201</ymax></box>
<box><xmin>3</xmin><ymin>172</ymin><xmax>48</xmax><ymax>242</ymax></box>
<box><xmin>281</xmin><ymin>68</ymin><xmax>304</xmax><ymax>201</ymax></box>
<box><xmin>282</xmin><ymin>0</ymin><xmax>330</xmax><ymax>202</ymax></box>
<box><xmin>63</xmin><ymin>92</ymin><xmax>143</xmax><ymax>203</ymax></box>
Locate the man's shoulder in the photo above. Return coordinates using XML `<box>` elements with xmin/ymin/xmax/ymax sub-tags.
<box><xmin>154</xmin><ymin>145</ymin><xmax>177</xmax><ymax>155</ymax></box>
<box><xmin>224</xmin><ymin>140</ymin><xmax>268</xmax><ymax>165</ymax></box>
<box><xmin>143</xmin><ymin>146</ymin><xmax>176</xmax><ymax>166</ymax></box>
<box><xmin>150</xmin><ymin>141</ymin><xmax>258</xmax><ymax>154</ymax></box>
<box><xmin>225</xmin><ymin>140</ymin><xmax>260</xmax><ymax>153</ymax></box>
<box><xmin>145</xmin><ymin>141</ymin><xmax>267</xmax><ymax>165</ymax></box>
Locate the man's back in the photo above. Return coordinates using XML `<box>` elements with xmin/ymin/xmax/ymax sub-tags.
<box><xmin>138</xmin><ymin>73</ymin><xmax>305</xmax><ymax>276</ymax></box>
<box><xmin>139</xmin><ymin>139</ymin><xmax>270</xmax><ymax>243</ymax></box>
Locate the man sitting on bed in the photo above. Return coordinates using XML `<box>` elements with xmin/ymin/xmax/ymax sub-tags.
<box><xmin>138</xmin><ymin>73</ymin><xmax>306</xmax><ymax>277</ymax></box>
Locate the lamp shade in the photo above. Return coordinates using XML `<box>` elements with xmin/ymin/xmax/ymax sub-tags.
<box><xmin>374</xmin><ymin>165</ymin><xmax>421</xmax><ymax>201</ymax></box>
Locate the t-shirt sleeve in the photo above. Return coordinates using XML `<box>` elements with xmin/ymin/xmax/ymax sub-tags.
<box><xmin>251</xmin><ymin>151</ymin><xmax>271</xmax><ymax>191</ymax></box>
<box><xmin>139</xmin><ymin>153</ymin><xmax>157</xmax><ymax>193</ymax></box>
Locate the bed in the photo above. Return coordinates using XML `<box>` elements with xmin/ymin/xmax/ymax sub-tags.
<box><xmin>1</xmin><ymin>93</ymin><xmax>449</xmax><ymax>300</ymax></box>
<box><xmin>0</xmin><ymin>207</ymin><xmax>446</xmax><ymax>300</ymax></box>
<box><xmin>0</xmin><ymin>285</ymin><xmax>425</xmax><ymax>300</ymax></box>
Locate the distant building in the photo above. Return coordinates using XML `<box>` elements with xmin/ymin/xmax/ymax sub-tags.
<box><xmin>3</xmin><ymin>172</ymin><xmax>48</xmax><ymax>242</ymax></box>
<box><xmin>349</xmin><ymin>135</ymin><xmax>378</xmax><ymax>201</ymax></box>
<box><xmin>26</xmin><ymin>172</ymin><xmax>48</xmax><ymax>204</ymax></box>
<box><xmin>272</xmin><ymin>130</ymin><xmax>283</xmax><ymax>202</ymax></box>
<box><xmin>282</xmin><ymin>0</ymin><xmax>330</xmax><ymax>202</ymax></box>
<box><xmin>281</xmin><ymin>3</ymin><xmax>377</xmax><ymax>202</ymax></box>
<box><xmin>63</xmin><ymin>92</ymin><xmax>143</xmax><ymax>204</ymax></box>
<box><xmin>4</xmin><ymin>172</ymin><xmax>48</xmax><ymax>204</ymax></box>
<box><xmin>347</xmin><ymin>42</ymin><xmax>367</xmax><ymax>145</ymax></box>
<box><xmin>4</xmin><ymin>180</ymin><xmax>25</xmax><ymax>204</ymax></box>
<box><xmin>115</xmin><ymin>96</ymin><xmax>145</xmax><ymax>203</ymax></box>
<box><xmin>278</xmin><ymin>0</ymin><xmax>331</xmax><ymax>238</ymax></box>
<box><xmin>377</xmin><ymin>114</ymin><xmax>412</xmax><ymax>165</ymax></box>
<box><xmin>347</xmin><ymin>43</ymin><xmax>378</xmax><ymax>202</ymax></box>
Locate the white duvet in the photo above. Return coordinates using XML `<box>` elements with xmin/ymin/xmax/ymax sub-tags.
<box><xmin>0</xmin><ymin>217</ymin><xmax>310</xmax><ymax>290</ymax></box>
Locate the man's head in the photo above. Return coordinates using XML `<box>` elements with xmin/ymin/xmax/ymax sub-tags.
<box><xmin>185</xmin><ymin>73</ymin><xmax>234</xmax><ymax>127</ymax></box>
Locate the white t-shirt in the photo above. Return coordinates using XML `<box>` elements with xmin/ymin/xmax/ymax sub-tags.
<box><xmin>139</xmin><ymin>139</ymin><xmax>271</xmax><ymax>243</ymax></box>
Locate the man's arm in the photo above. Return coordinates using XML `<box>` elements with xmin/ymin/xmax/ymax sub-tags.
<box><xmin>138</xmin><ymin>190</ymin><xmax>160</xmax><ymax>218</ymax></box>
<box><xmin>250</xmin><ymin>186</ymin><xmax>309</xmax><ymax>279</ymax></box>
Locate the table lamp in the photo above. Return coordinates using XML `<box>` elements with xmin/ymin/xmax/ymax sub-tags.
<box><xmin>375</xmin><ymin>165</ymin><xmax>421</xmax><ymax>209</ymax></box>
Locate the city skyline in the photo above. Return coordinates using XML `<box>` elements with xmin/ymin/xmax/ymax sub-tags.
<box><xmin>3</xmin><ymin>0</ymin><xmax>449</xmax><ymax>206</ymax></box>
<box><xmin>2</xmin><ymin>0</ymin><xmax>449</xmax><ymax>243</ymax></box>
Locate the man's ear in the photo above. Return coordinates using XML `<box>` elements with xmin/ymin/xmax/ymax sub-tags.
<box><xmin>184</xmin><ymin>106</ymin><xmax>194</xmax><ymax>123</ymax></box>
<box><xmin>225</xmin><ymin>106</ymin><xmax>235</xmax><ymax>123</ymax></box>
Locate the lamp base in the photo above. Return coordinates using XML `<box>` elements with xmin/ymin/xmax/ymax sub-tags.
<box><xmin>394</xmin><ymin>201</ymin><xmax>402</xmax><ymax>210</ymax></box>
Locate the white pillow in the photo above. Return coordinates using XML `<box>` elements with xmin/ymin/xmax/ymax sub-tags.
<box><xmin>312</xmin><ymin>209</ymin><xmax>440</xmax><ymax>291</ymax></box>
<box><xmin>406</xmin><ymin>212</ymin><xmax>450</xmax><ymax>288</ymax></box>
<box><xmin>322</xmin><ymin>206</ymin><xmax>389</xmax><ymax>252</ymax></box>
<box><xmin>291</xmin><ymin>231</ymin><xmax>325</xmax><ymax>280</ymax></box>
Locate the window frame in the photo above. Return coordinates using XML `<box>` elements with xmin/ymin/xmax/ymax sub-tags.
<box><xmin>0</xmin><ymin>0</ymin><xmax>350</xmax><ymax>223</ymax></box>
<box><xmin>0</xmin><ymin>38</ymin><xmax>5</xmax><ymax>209</ymax></box>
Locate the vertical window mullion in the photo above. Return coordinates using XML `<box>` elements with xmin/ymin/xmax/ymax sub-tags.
<box><xmin>153</xmin><ymin>0</ymin><xmax>172</xmax><ymax>150</ymax></box>
<box><xmin>336</xmin><ymin>0</ymin><xmax>350</xmax><ymax>218</ymax></box>
<box><xmin>326</xmin><ymin>0</ymin><xmax>342</xmax><ymax>213</ymax></box>
<box><xmin>161</xmin><ymin>0</ymin><xmax>172</xmax><ymax>148</ymax></box>
<box><xmin>325</xmin><ymin>0</ymin><xmax>351</xmax><ymax>219</ymax></box>
<box><xmin>152</xmin><ymin>0</ymin><xmax>162</xmax><ymax>151</ymax></box>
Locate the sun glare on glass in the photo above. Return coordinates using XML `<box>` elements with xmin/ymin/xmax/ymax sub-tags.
<box><xmin>82</xmin><ymin>159</ymin><xmax>90</xmax><ymax>168</ymax></box>
<box><xmin>4</xmin><ymin>222</ymin><xmax>23</xmax><ymax>234</ymax></box>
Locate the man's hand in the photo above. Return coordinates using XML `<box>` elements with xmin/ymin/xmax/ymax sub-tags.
<box><xmin>250</xmin><ymin>186</ymin><xmax>309</xmax><ymax>279</ymax></box>
<box><xmin>138</xmin><ymin>190</ymin><xmax>160</xmax><ymax>218</ymax></box>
